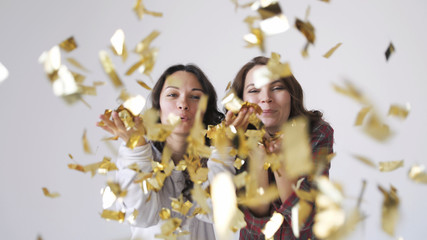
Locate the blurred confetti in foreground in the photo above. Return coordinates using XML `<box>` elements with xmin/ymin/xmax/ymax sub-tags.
<box><xmin>408</xmin><ymin>165</ymin><xmax>427</xmax><ymax>184</ymax></box>
<box><xmin>133</xmin><ymin>0</ymin><xmax>163</xmax><ymax>20</ymax></box>
<box><xmin>0</xmin><ymin>61</ymin><xmax>9</xmax><ymax>84</ymax></box>
<box><xmin>323</xmin><ymin>43</ymin><xmax>342</xmax><ymax>58</ymax></box>
<box><xmin>378</xmin><ymin>185</ymin><xmax>399</xmax><ymax>236</ymax></box>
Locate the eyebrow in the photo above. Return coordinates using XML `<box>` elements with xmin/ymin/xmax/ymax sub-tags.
<box><xmin>245</xmin><ymin>80</ymin><xmax>282</xmax><ymax>89</ymax></box>
<box><xmin>165</xmin><ymin>86</ymin><xmax>204</xmax><ymax>92</ymax></box>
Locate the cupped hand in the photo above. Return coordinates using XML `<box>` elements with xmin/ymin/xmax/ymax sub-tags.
<box><xmin>96</xmin><ymin>111</ymin><xmax>146</xmax><ymax>146</ymax></box>
<box><xmin>224</xmin><ymin>107</ymin><xmax>254</xmax><ymax>130</ymax></box>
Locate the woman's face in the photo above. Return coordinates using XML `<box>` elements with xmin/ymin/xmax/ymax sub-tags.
<box><xmin>243</xmin><ymin>65</ymin><xmax>291</xmax><ymax>133</ymax></box>
<box><xmin>159</xmin><ymin>71</ymin><xmax>204</xmax><ymax>135</ymax></box>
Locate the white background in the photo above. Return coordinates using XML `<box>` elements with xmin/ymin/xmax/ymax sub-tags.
<box><xmin>1</xmin><ymin>0</ymin><xmax>426</xmax><ymax>239</ymax></box>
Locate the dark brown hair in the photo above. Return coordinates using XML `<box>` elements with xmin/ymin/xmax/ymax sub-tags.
<box><xmin>151</xmin><ymin>64</ymin><xmax>224</xmax><ymax>127</ymax></box>
<box><xmin>231</xmin><ymin>56</ymin><xmax>323</xmax><ymax>126</ymax></box>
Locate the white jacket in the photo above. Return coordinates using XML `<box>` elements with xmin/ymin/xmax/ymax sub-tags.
<box><xmin>116</xmin><ymin>142</ymin><xmax>238</xmax><ymax>240</ymax></box>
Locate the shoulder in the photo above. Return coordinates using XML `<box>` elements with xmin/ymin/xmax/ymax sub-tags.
<box><xmin>312</xmin><ymin>119</ymin><xmax>334</xmax><ymax>137</ymax></box>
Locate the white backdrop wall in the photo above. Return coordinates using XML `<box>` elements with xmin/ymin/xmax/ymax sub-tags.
<box><xmin>1</xmin><ymin>0</ymin><xmax>426</xmax><ymax>239</ymax></box>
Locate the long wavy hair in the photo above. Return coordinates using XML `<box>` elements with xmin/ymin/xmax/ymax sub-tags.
<box><xmin>231</xmin><ymin>56</ymin><xmax>323</xmax><ymax>128</ymax></box>
<box><xmin>150</xmin><ymin>64</ymin><xmax>224</xmax><ymax>201</ymax></box>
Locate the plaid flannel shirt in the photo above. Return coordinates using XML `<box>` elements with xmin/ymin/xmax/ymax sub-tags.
<box><xmin>240</xmin><ymin>120</ymin><xmax>334</xmax><ymax>240</ymax></box>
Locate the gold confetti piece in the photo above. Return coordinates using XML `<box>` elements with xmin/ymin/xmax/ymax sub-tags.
<box><xmin>316</xmin><ymin>176</ymin><xmax>344</xmax><ymax>205</ymax></box>
<box><xmin>352</xmin><ymin>154</ymin><xmax>377</xmax><ymax>169</ymax></box>
<box><xmin>159</xmin><ymin>208</ymin><xmax>171</xmax><ymax>220</ymax></box>
<box><xmin>363</xmin><ymin>113</ymin><xmax>392</xmax><ymax>142</ymax></box>
<box><xmin>68</xmin><ymin>154</ymin><xmax>73</xmax><ymax>159</ymax></box>
<box><xmin>66</xmin><ymin>58</ymin><xmax>90</xmax><ymax>72</ymax></box>
<box><xmin>211</xmin><ymin>172</ymin><xmax>238</xmax><ymax>240</ymax></box>
<box><xmin>378</xmin><ymin>185</ymin><xmax>399</xmax><ymax>236</ymax></box>
<box><xmin>388</xmin><ymin>104</ymin><xmax>410</xmax><ymax>120</ymax></box>
<box><xmin>127</xmin><ymin>209</ymin><xmax>139</xmax><ymax>224</ymax></box>
<box><xmin>136</xmin><ymin>80</ymin><xmax>152</xmax><ymax>90</ymax></box>
<box><xmin>237</xmin><ymin>185</ymin><xmax>280</xmax><ymax>208</ymax></box>
<box><xmin>0</xmin><ymin>61</ymin><xmax>9</xmax><ymax>83</ymax></box>
<box><xmin>79</xmin><ymin>85</ymin><xmax>96</xmax><ymax>96</ymax></box>
<box><xmin>123</xmin><ymin>94</ymin><xmax>146</xmax><ymax>116</ymax></box>
<box><xmin>356</xmin><ymin>180</ymin><xmax>367</xmax><ymax>209</ymax></box>
<box><xmin>325</xmin><ymin>208</ymin><xmax>363</xmax><ymax>240</ymax></box>
<box><xmin>101</xmin><ymin>209</ymin><xmax>125</xmax><ymax>222</ymax></box>
<box><xmin>262</xmin><ymin>211</ymin><xmax>284</xmax><ymax>239</ymax></box>
<box><xmin>355</xmin><ymin>106</ymin><xmax>372</xmax><ymax>126</ymax></box>
<box><xmin>135</xmin><ymin>30</ymin><xmax>160</xmax><ymax>54</ymax></box>
<box><xmin>191</xmin><ymin>184</ymin><xmax>211</xmax><ymax>214</ymax></box>
<box><xmin>222</xmin><ymin>90</ymin><xmax>244</xmax><ymax>113</ymax></box>
<box><xmin>305</xmin><ymin>5</ymin><xmax>311</xmax><ymax>20</ymax></box>
<box><xmin>295</xmin><ymin>18</ymin><xmax>315</xmax><ymax>44</ymax></box>
<box><xmin>379</xmin><ymin>160</ymin><xmax>404</xmax><ymax>172</ymax></box>
<box><xmin>252</xmin><ymin>0</ymin><xmax>289</xmax><ymax>35</ymax></box>
<box><xmin>385</xmin><ymin>42</ymin><xmax>395</xmax><ymax>61</ymax></box>
<box><xmin>234</xmin><ymin>158</ymin><xmax>245</xmax><ymax>170</ymax></box>
<box><xmin>39</xmin><ymin>45</ymin><xmax>61</xmax><ymax>78</ymax></box>
<box><xmin>82</xmin><ymin>129</ymin><xmax>92</xmax><ymax>154</ymax></box>
<box><xmin>244</xmin><ymin>27</ymin><xmax>265</xmax><ymax>52</ymax></box>
<box><xmin>133</xmin><ymin>0</ymin><xmax>163</xmax><ymax>20</ymax></box>
<box><xmin>263</xmin><ymin>52</ymin><xmax>292</xmax><ymax>83</ymax></box>
<box><xmin>93</xmin><ymin>81</ymin><xmax>105</xmax><ymax>86</ymax></box>
<box><xmin>101</xmin><ymin>181</ymin><xmax>127</xmax><ymax>209</ymax></box>
<box><xmin>98</xmin><ymin>156</ymin><xmax>118</xmax><ymax>174</ymax></box>
<box><xmin>323</xmin><ymin>43</ymin><xmax>342</xmax><ymax>58</ymax></box>
<box><xmin>281</xmin><ymin>117</ymin><xmax>314</xmax><ymax>179</ymax></box>
<box><xmin>99</xmin><ymin>50</ymin><xmax>123</xmax><ymax>88</ymax></box>
<box><xmin>159</xmin><ymin>218</ymin><xmax>182</xmax><ymax>236</ymax></box>
<box><xmin>332</xmin><ymin>81</ymin><xmax>367</xmax><ymax>104</ymax></box>
<box><xmin>408</xmin><ymin>165</ymin><xmax>427</xmax><ymax>183</ymax></box>
<box><xmin>68</xmin><ymin>163</ymin><xmax>85</xmax><ymax>172</ymax></box>
<box><xmin>59</xmin><ymin>36</ymin><xmax>77</xmax><ymax>52</ymax></box>
<box><xmin>171</xmin><ymin>195</ymin><xmax>193</xmax><ymax>216</ymax></box>
<box><xmin>111</xmin><ymin>29</ymin><xmax>128</xmax><ymax>62</ymax></box>
<box><xmin>225</xmin><ymin>81</ymin><xmax>232</xmax><ymax>91</ymax></box>
<box><xmin>42</xmin><ymin>187</ymin><xmax>60</xmax><ymax>198</ymax></box>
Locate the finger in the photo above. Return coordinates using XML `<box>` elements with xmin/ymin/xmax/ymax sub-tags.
<box><xmin>97</xmin><ymin>124</ymin><xmax>115</xmax><ymax>136</ymax></box>
<box><xmin>112</xmin><ymin>111</ymin><xmax>126</xmax><ymax>131</ymax></box>
<box><xmin>240</xmin><ymin>108</ymin><xmax>253</xmax><ymax>126</ymax></box>
<box><xmin>225</xmin><ymin>110</ymin><xmax>235</xmax><ymax>126</ymax></box>
<box><xmin>99</xmin><ymin>114</ymin><xmax>116</xmax><ymax>129</ymax></box>
<box><xmin>232</xmin><ymin>108</ymin><xmax>248</xmax><ymax>127</ymax></box>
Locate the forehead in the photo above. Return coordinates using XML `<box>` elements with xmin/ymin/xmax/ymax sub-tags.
<box><xmin>245</xmin><ymin>65</ymin><xmax>284</xmax><ymax>87</ymax></box>
<box><xmin>163</xmin><ymin>70</ymin><xmax>202</xmax><ymax>90</ymax></box>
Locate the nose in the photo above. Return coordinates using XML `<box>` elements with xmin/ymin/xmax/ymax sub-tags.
<box><xmin>177</xmin><ymin>97</ymin><xmax>189</xmax><ymax>110</ymax></box>
<box><xmin>260</xmin><ymin>89</ymin><xmax>272</xmax><ymax>103</ymax></box>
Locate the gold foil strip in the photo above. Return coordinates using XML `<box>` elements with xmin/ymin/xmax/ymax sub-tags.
<box><xmin>136</xmin><ymin>80</ymin><xmax>152</xmax><ymax>90</ymax></box>
<box><xmin>100</xmin><ymin>210</ymin><xmax>125</xmax><ymax>222</ymax></box>
<box><xmin>135</xmin><ymin>30</ymin><xmax>160</xmax><ymax>54</ymax></box>
<box><xmin>42</xmin><ymin>187</ymin><xmax>60</xmax><ymax>198</ymax></box>
<box><xmin>171</xmin><ymin>195</ymin><xmax>193</xmax><ymax>216</ymax></box>
<box><xmin>355</xmin><ymin>106</ymin><xmax>372</xmax><ymax>126</ymax></box>
<box><xmin>352</xmin><ymin>154</ymin><xmax>377</xmax><ymax>169</ymax></box>
<box><xmin>323</xmin><ymin>43</ymin><xmax>342</xmax><ymax>58</ymax></box>
<box><xmin>133</xmin><ymin>0</ymin><xmax>163</xmax><ymax>20</ymax></box>
<box><xmin>295</xmin><ymin>18</ymin><xmax>315</xmax><ymax>44</ymax></box>
<box><xmin>99</xmin><ymin>50</ymin><xmax>123</xmax><ymax>88</ymax></box>
<box><xmin>66</xmin><ymin>58</ymin><xmax>89</xmax><ymax>72</ymax></box>
<box><xmin>244</xmin><ymin>27</ymin><xmax>265</xmax><ymax>52</ymax></box>
<box><xmin>388</xmin><ymin>104</ymin><xmax>410</xmax><ymax>120</ymax></box>
<box><xmin>385</xmin><ymin>42</ymin><xmax>395</xmax><ymax>61</ymax></box>
<box><xmin>190</xmin><ymin>184</ymin><xmax>211</xmax><ymax>214</ymax></box>
<box><xmin>59</xmin><ymin>36</ymin><xmax>77</xmax><ymax>52</ymax></box>
<box><xmin>378</xmin><ymin>185</ymin><xmax>399</xmax><ymax>236</ymax></box>
<box><xmin>363</xmin><ymin>113</ymin><xmax>392</xmax><ymax>142</ymax></box>
<box><xmin>281</xmin><ymin>117</ymin><xmax>313</xmax><ymax>179</ymax></box>
<box><xmin>379</xmin><ymin>160</ymin><xmax>404</xmax><ymax>172</ymax></box>
<box><xmin>82</xmin><ymin>129</ymin><xmax>92</xmax><ymax>154</ymax></box>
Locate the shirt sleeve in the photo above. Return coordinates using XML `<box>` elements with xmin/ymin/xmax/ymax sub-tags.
<box><xmin>115</xmin><ymin>142</ymin><xmax>162</xmax><ymax>227</ymax></box>
<box><xmin>195</xmin><ymin>147</ymin><xmax>237</xmax><ymax>224</ymax></box>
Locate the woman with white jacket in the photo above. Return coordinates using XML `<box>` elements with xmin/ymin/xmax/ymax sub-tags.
<box><xmin>97</xmin><ymin>64</ymin><xmax>231</xmax><ymax>240</ymax></box>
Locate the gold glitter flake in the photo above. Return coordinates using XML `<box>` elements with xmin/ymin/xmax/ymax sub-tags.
<box><xmin>99</xmin><ymin>50</ymin><xmax>123</xmax><ymax>88</ymax></box>
<box><xmin>160</xmin><ymin>208</ymin><xmax>171</xmax><ymax>220</ymax></box>
<box><xmin>133</xmin><ymin>0</ymin><xmax>163</xmax><ymax>20</ymax></box>
<box><xmin>59</xmin><ymin>36</ymin><xmax>77</xmax><ymax>52</ymax></box>
<box><xmin>378</xmin><ymin>185</ymin><xmax>399</xmax><ymax>236</ymax></box>
<box><xmin>379</xmin><ymin>160</ymin><xmax>404</xmax><ymax>172</ymax></box>
<box><xmin>66</xmin><ymin>58</ymin><xmax>89</xmax><ymax>72</ymax></box>
<box><xmin>323</xmin><ymin>43</ymin><xmax>342</xmax><ymax>58</ymax></box>
<box><xmin>101</xmin><ymin>210</ymin><xmax>125</xmax><ymax>222</ymax></box>
<box><xmin>110</xmin><ymin>29</ymin><xmax>128</xmax><ymax>62</ymax></box>
<box><xmin>385</xmin><ymin>42</ymin><xmax>395</xmax><ymax>61</ymax></box>
<box><xmin>408</xmin><ymin>165</ymin><xmax>427</xmax><ymax>184</ymax></box>
<box><xmin>42</xmin><ymin>187</ymin><xmax>60</xmax><ymax>198</ymax></box>
<box><xmin>136</xmin><ymin>80</ymin><xmax>152</xmax><ymax>90</ymax></box>
<box><xmin>82</xmin><ymin>129</ymin><xmax>92</xmax><ymax>154</ymax></box>
<box><xmin>388</xmin><ymin>104</ymin><xmax>410</xmax><ymax>120</ymax></box>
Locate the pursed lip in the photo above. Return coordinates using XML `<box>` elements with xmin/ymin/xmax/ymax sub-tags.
<box><xmin>262</xmin><ymin>109</ymin><xmax>276</xmax><ymax>114</ymax></box>
<box><xmin>180</xmin><ymin>116</ymin><xmax>190</xmax><ymax>122</ymax></box>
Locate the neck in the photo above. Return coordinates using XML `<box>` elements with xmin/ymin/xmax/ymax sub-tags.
<box><xmin>166</xmin><ymin>133</ymin><xmax>189</xmax><ymax>164</ymax></box>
